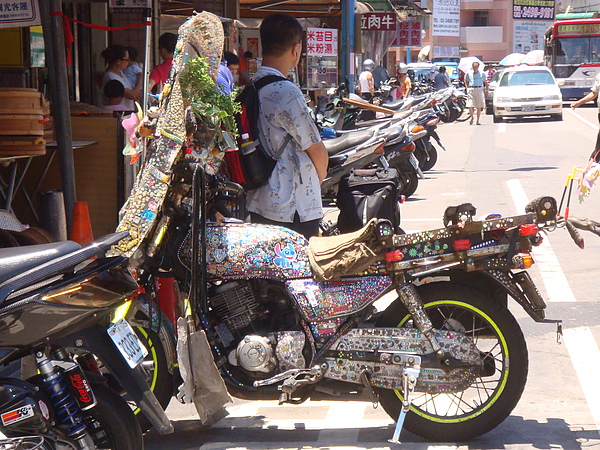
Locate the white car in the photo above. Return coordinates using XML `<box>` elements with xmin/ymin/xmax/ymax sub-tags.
<box><xmin>492</xmin><ymin>66</ymin><xmax>563</xmax><ymax>122</ymax></box>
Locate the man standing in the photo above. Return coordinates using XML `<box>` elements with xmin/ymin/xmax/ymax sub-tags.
<box><xmin>246</xmin><ymin>14</ymin><xmax>328</xmax><ymax>240</ymax></box>
<box><xmin>358</xmin><ymin>59</ymin><xmax>376</xmax><ymax>100</ymax></box>
<box><xmin>149</xmin><ymin>33</ymin><xmax>177</xmax><ymax>94</ymax></box>
<box><xmin>465</xmin><ymin>61</ymin><xmax>488</xmax><ymax>125</ymax></box>
<box><xmin>434</xmin><ymin>66</ymin><xmax>450</xmax><ymax>90</ymax></box>
<box><xmin>571</xmin><ymin>72</ymin><xmax>600</xmax><ymax>158</ymax></box>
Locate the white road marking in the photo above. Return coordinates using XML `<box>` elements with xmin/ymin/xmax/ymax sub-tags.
<box><xmin>563</xmin><ymin>327</ymin><xmax>600</xmax><ymax>439</ymax></box>
<box><xmin>498</xmin><ymin>122</ymin><xmax>507</xmax><ymax>133</ymax></box>
<box><xmin>506</xmin><ymin>179</ymin><xmax>576</xmax><ymax>302</ymax></box>
<box><xmin>568</xmin><ymin>108</ymin><xmax>599</xmax><ymax>130</ymax></box>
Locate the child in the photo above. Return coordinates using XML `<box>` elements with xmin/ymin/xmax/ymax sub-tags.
<box><xmin>103</xmin><ymin>80</ymin><xmax>128</xmax><ymax>111</ymax></box>
<box><xmin>123</xmin><ymin>46</ymin><xmax>143</xmax><ymax>88</ymax></box>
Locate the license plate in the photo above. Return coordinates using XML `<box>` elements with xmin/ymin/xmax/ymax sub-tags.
<box><xmin>107</xmin><ymin>319</ymin><xmax>148</xmax><ymax>369</ymax></box>
<box><xmin>522</xmin><ymin>105</ymin><xmax>535</xmax><ymax>112</ymax></box>
<box><xmin>409</xmin><ymin>154</ymin><xmax>420</xmax><ymax>170</ymax></box>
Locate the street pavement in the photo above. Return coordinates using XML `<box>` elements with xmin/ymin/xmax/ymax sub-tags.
<box><xmin>145</xmin><ymin>103</ymin><xmax>600</xmax><ymax>449</ymax></box>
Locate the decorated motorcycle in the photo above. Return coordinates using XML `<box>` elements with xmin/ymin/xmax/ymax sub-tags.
<box><xmin>112</xmin><ymin>11</ymin><xmax>567</xmax><ymax>442</ymax></box>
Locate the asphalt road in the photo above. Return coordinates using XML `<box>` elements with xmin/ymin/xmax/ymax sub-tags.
<box><xmin>145</xmin><ymin>103</ymin><xmax>600</xmax><ymax>450</ymax></box>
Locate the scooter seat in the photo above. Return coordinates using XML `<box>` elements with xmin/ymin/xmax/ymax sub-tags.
<box><xmin>323</xmin><ymin>129</ymin><xmax>375</xmax><ymax>156</ymax></box>
<box><xmin>0</xmin><ymin>241</ymin><xmax>82</xmax><ymax>283</ymax></box>
<box><xmin>381</xmin><ymin>99</ymin><xmax>408</xmax><ymax>110</ymax></box>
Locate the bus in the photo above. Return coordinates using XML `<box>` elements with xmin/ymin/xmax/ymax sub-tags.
<box><xmin>544</xmin><ymin>18</ymin><xmax>600</xmax><ymax>99</ymax></box>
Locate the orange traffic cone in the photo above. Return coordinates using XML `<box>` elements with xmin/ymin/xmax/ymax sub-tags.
<box><xmin>70</xmin><ymin>201</ymin><xmax>94</xmax><ymax>245</ymax></box>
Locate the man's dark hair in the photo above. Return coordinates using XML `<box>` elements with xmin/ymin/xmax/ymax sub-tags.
<box><xmin>104</xmin><ymin>80</ymin><xmax>125</xmax><ymax>99</ymax></box>
<box><xmin>439</xmin><ymin>66</ymin><xmax>446</xmax><ymax>73</ymax></box>
<box><xmin>244</xmin><ymin>50</ymin><xmax>253</xmax><ymax>59</ymax></box>
<box><xmin>158</xmin><ymin>33</ymin><xmax>177</xmax><ymax>54</ymax></box>
<box><xmin>260</xmin><ymin>14</ymin><xmax>303</xmax><ymax>57</ymax></box>
<box><xmin>223</xmin><ymin>51</ymin><xmax>239</xmax><ymax>66</ymax></box>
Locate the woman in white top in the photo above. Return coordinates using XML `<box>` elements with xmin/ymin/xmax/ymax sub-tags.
<box><xmin>101</xmin><ymin>44</ymin><xmax>142</xmax><ymax>111</ymax></box>
<box><xmin>358</xmin><ymin>59</ymin><xmax>375</xmax><ymax>100</ymax></box>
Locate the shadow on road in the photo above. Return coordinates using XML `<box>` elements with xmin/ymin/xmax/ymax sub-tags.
<box><xmin>144</xmin><ymin>414</ymin><xmax>595</xmax><ymax>449</ymax></box>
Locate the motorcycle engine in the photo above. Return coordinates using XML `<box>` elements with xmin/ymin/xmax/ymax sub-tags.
<box><xmin>0</xmin><ymin>379</ymin><xmax>51</xmax><ymax>434</ymax></box>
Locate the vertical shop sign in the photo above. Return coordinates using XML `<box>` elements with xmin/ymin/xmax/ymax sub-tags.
<box><xmin>432</xmin><ymin>0</ymin><xmax>460</xmax><ymax>37</ymax></box>
<box><xmin>396</xmin><ymin>21</ymin><xmax>422</xmax><ymax>47</ymax></box>
<box><xmin>361</xmin><ymin>13</ymin><xmax>397</xmax><ymax>31</ymax></box>
<box><xmin>0</xmin><ymin>0</ymin><xmax>40</xmax><ymax>29</ymax></box>
<box><xmin>306</xmin><ymin>28</ymin><xmax>338</xmax><ymax>57</ymax></box>
<box><xmin>513</xmin><ymin>0</ymin><xmax>554</xmax><ymax>20</ymax></box>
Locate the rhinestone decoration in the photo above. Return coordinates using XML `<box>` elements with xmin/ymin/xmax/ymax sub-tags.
<box><xmin>275</xmin><ymin>331</ymin><xmax>306</xmax><ymax>371</ymax></box>
<box><xmin>113</xmin><ymin>12</ymin><xmax>224</xmax><ymax>257</ymax></box>
<box><xmin>324</xmin><ymin>328</ymin><xmax>481</xmax><ymax>393</ymax></box>
<box><xmin>179</xmin><ymin>223</ymin><xmax>311</xmax><ymax>279</ymax></box>
<box><xmin>287</xmin><ymin>276</ymin><xmax>392</xmax><ymax>324</ymax></box>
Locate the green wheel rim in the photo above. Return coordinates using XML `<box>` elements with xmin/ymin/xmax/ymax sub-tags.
<box><xmin>133</xmin><ymin>327</ymin><xmax>160</xmax><ymax>416</ymax></box>
<box><xmin>394</xmin><ymin>300</ymin><xmax>510</xmax><ymax>423</ymax></box>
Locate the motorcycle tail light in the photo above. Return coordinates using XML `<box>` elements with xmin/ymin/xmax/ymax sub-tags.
<box><xmin>425</xmin><ymin>117</ymin><xmax>440</xmax><ymax>127</ymax></box>
<box><xmin>519</xmin><ymin>224</ymin><xmax>538</xmax><ymax>236</ymax></box>
<box><xmin>385</xmin><ymin>250</ymin><xmax>403</xmax><ymax>262</ymax></box>
<box><xmin>513</xmin><ymin>253</ymin><xmax>534</xmax><ymax>269</ymax></box>
<box><xmin>453</xmin><ymin>239</ymin><xmax>471</xmax><ymax>251</ymax></box>
<box><xmin>374</xmin><ymin>142</ymin><xmax>385</xmax><ymax>154</ymax></box>
<box><xmin>401</xmin><ymin>141</ymin><xmax>415</xmax><ymax>152</ymax></box>
<box><xmin>411</xmin><ymin>125</ymin><xmax>424</xmax><ymax>133</ymax></box>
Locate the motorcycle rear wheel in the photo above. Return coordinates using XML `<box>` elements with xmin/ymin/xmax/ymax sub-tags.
<box><xmin>85</xmin><ymin>383</ymin><xmax>143</xmax><ymax>449</ymax></box>
<box><xmin>375</xmin><ymin>282</ymin><xmax>528</xmax><ymax>441</ymax></box>
<box><xmin>399</xmin><ymin>172</ymin><xmax>418</xmax><ymax>198</ymax></box>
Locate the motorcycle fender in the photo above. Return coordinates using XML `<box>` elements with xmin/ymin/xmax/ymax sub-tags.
<box><xmin>53</xmin><ymin>325</ymin><xmax>174</xmax><ymax>435</ymax></box>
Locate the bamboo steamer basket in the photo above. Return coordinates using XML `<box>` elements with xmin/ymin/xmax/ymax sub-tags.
<box><xmin>0</xmin><ymin>136</ymin><xmax>46</xmax><ymax>156</ymax></box>
<box><xmin>0</xmin><ymin>88</ymin><xmax>45</xmax><ymax>115</ymax></box>
<box><xmin>0</xmin><ymin>114</ymin><xmax>44</xmax><ymax>136</ymax></box>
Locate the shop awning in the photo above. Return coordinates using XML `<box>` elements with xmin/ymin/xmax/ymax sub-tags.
<box><xmin>159</xmin><ymin>0</ymin><xmax>342</xmax><ymax>17</ymax></box>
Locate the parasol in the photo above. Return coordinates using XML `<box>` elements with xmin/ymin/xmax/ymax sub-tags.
<box><xmin>499</xmin><ymin>52</ymin><xmax>525</xmax><ymax>67</ymax></box>
<box><xmin>458</xmin><ymin>56</ymin><xmax>485</xmax><ymax>73</ymax></box>
<box><xmin>521</xmin><ymin>50</ymin><xmax>544</xmax><ymax>66</ymax></box>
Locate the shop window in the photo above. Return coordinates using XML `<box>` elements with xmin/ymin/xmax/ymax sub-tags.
<box><xmin>473</xmin><ymin>11</ymin><xmax>489</xmax><ymax>27</ymax></box>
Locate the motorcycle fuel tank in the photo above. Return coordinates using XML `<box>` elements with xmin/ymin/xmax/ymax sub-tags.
<box><xmin>181</xmin><ymin>223</ymin><xmax>312</xmax><ymax>280</ymax></box>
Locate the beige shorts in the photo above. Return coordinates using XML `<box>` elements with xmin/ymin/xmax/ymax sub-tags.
<box><xmin>467</xmin><ymin>87</ymin><xmax>485</xmax><ymax>108</ymax></box>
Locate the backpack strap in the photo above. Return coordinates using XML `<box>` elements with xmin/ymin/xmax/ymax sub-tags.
<box><xmin>252</xmin><ymin>74</ymin><xmax>293</xmax><ymax>160</ymax></box>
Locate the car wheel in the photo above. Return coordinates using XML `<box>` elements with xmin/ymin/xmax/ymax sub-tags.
<box><xmin>551</xmin><ymin>113</ymin><xmax>563</xmax><ymax>121</ymax></box>
<box><xmin>486</xmin><ymin>104</ymin><xmax>493</xmax><ymax>115</ymax></box>
<box><xmin>493</xmin><ymin>114</ymin><xmax>501</xmax><ymax>123</ymax></box>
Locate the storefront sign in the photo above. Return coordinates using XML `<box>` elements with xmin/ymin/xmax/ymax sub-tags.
<box><xmin>109</xmin><ymin>0</ymin><xmax>150</xmax><ymax>8</ymax></box>
<box><xmin>513</xmin><ymin>0</ymin><xmax>555</xmax><ymax>20</ymax></box>
<box><xmin>395</xmin><ymin>21</ymin><xmax>422</xmax><ymax>47</ymax></box>
<box><xmin>0</xmin><ymin>0</ymin><xmax>40</xmax><ymax>29</ymax></box>
<box><xmin>361</xmin><ymin>13</ymin><xmax>397</xmax><ymax>31</ymax></box>
<box><xmin>306</xmin><ymin>28</ymin><xmax>338</xmax><ymax>57</ymax></box>
<box><xmin>433</xmin><ymin>46</ymin><xmax>459</xmax><ymax>57</ymax></box>
<box><xmin>432</xmin><ymin>0</ymin><xmax>460</xmax><ymax>37</ymax></box>
<box><xmin>513</xmin><ymin>20</ymin><xmax>552</xmax><ymax>52</ymax></box>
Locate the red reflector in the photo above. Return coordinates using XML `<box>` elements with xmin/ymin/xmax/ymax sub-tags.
<box><xmin>519</xmin><ymin>224</ymin><xmax>538</xmax><ymax>236</ymax></box>
<box><xmin>385</xmin><ymin>250</ymin><xmax>403</xmax><ymax>262</ymax></box>
<box><xmin>425</xmin><ymin>117</ymin><xmax>440</xmax><ymax>127</ymax></box>
<box><xmin>453</xmin><ymin>239</ymin><xmax>471</xmax><ymax>251</ymax></box>
<box><xmin>399</xmin><ymin>195</ymin><xmax>406</xmax><ymax>204</ymax></box>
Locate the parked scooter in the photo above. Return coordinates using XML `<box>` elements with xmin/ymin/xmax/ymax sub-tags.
<box><xmin>0</xmin><ymin>233</ymin><xmax>173</xmax><ymax>448</ymax></box>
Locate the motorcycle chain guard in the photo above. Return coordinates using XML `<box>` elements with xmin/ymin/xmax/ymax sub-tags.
<box><xmin>323</xmin><ymin>327</ymin><xmax>481</xmax><ymax>394</ymax></box>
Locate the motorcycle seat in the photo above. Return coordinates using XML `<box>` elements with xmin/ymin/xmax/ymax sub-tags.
<box><xmin>0</xmin><ymin>241</ymin><xmax>81</xmax><ymax>284</ymax></box>
<box><xmin>323</xmin><ymin>129</ymin><xmax>375</xmax><ymax>156</ymax></box>
<box><xmin>381</xmin><ymin>99</ymin><xmax>408</xmax><ymax>110</ymax></box>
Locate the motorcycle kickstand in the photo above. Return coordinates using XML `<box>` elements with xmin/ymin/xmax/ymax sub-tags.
<box><xmin>389</xmin><ymin>364</ymin><xmax>421</xmax><ymax>445</ymax></box>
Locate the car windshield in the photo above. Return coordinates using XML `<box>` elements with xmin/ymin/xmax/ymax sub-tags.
<box><xmin>499</xmin><ymin>70</ymin><xmax>555</xmax><ymax>86</ymax></box>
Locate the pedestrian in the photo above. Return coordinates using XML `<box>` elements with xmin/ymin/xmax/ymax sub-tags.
<box><xmin>216</xmin><ymin>51</ymin><xmax>239</xmax><ymax>95</ymax></box>
<box><xmin>434</xmin><ymin>66</ymin><xmax>450</xmax><ymax>90</ymax></box>
<box><xmin>358</xmin><ymin>59</ymin><xmax>375</xmax><ymax>100</ymax></box>
<box><xmin>464</xmin><ymin>61</ymin><xmax>488</xmax><ymax>125</ymax></box>
<box><xmin>149</xmin><ymin>32</ymin><xmax>177</xmax><ymax>94</ymax></box>
<box><xmin>101</xmin><ymin>44</ymin><xmax>142</xmax><ymax>111</ymax></box>
<box><xmin>123</xmin><ymin>46</ymin><xmax>143</xmax><ymax>88</ymax></box>
<box><xmin>239</xmin><ymin>50</ymin><xmax>253</xmax><ymax>85</ymax></box>
<box><xmin>395</xmin><ymin>63</ymin><xmax>411</xmax><ymax>99</ymax></box>
<box><xmin>571</xmin><ymin>72</ymin><xmax>600</xmax><ymax>160</ymax></box>
<box><xmin>371</xmin><ymin>62</ymin><xmax>390</xmax><ymax>90</ymax></box>
<box><xmin>245</xmin><ymin>13</ymin><xmax>328</xmax><ymax>240</ymax></box>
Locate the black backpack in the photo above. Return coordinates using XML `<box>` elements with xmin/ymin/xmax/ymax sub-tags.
<box><xmin>225</xmin><ymin>75</ymin><xmax>290</xmax><ymax>191</ymax></box>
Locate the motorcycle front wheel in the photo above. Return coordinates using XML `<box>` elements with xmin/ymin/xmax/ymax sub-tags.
<box><xmin>375</xmin><ymin>282</ymin><xmax>528</xmax><ymax>441</ymax></box>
